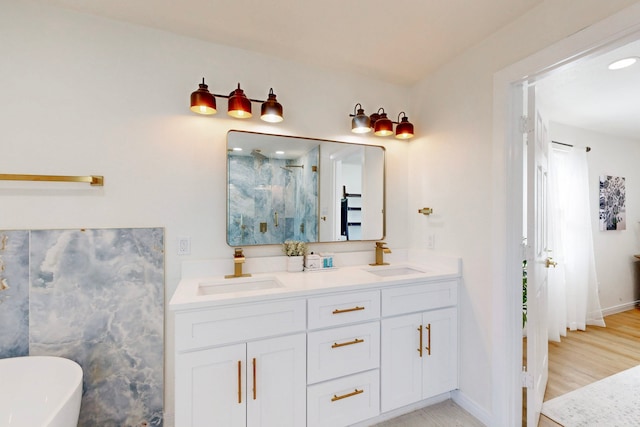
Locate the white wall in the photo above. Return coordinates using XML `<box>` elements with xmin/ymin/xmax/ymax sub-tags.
<box><xmin>407</xmin><ymin>0</ymin><xmax>639</xmax><ymax>418</ymax></box>
<box><xmin>551</xmin><ymin>122</ymin><xmax>640</xmax><ymax>311</ymax></box>
<box><xmin>1</xmin><ymin>1</ymin><xmax>410</xmax><ymax>421</ymax></box>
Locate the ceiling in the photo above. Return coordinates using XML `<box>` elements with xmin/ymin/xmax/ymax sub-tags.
<box><xmin>35</xmin><ymin>0</ymin><xmax>640</xmax><ymax>139</ymax></box>
<box><xmin>37</xmin><ymin>0</ymin><xmax>543</xmax><ymax>85</ymax></box>
<box><xmin>537</xmin><ymin>39</ymin><xmax>640</xmax><ymax>141</ymax></box>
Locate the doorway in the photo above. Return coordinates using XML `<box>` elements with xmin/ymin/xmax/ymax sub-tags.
<box><xmin>492</xmin><ymin>6</ymin><xmax>640</xmax><ymax>425</ymax></box>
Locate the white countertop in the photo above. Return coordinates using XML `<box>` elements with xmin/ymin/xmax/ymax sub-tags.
<box><xmin>170</xmin><ymin>251</ymin><xmax>461</xmax><ymax>311</ymax></box>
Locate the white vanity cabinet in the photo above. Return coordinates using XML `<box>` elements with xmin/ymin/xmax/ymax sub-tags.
<box><xmin>174</xmin><ymin>300</ymin><xmax>307</xmax><ymax>427</ymax></box>
<box><xmin>380</xmin><ymin>281</ymin><xmax>458</xmax><ymax>412</ymax></box>
<box><xmin>172</xmin><ymin>267</ymin><xmax>461</xmax><ymax>427</ymax></box>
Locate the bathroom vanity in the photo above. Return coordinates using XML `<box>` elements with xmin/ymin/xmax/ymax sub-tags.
<box><xmin>170</xmin><ymin>256</ymin><xmax>460</xmax><ymax>427</ymax></box>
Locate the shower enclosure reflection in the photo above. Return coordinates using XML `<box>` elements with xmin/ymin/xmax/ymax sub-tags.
<box><xmin>227</xmin><ymin>131</ymin><xmax>385</xmax><ymax>246</ymax></box>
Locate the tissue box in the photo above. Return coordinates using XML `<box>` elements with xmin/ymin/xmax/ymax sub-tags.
<box><xmin>304</xmin><ymin>254</ymin><xmax>322</xmax><ymax>270</ymax></box>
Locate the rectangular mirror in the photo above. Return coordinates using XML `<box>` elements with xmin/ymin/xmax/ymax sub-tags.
<box><xmin>227</xmin><ymin>130</ymin><xmax>385</xmax><ymax>246</ymax></box>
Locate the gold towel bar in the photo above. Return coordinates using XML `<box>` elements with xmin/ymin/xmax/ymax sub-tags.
<box><xmin>0</xmin><ymin>174</ymin><xmax>104</xmax><ymax>186</ymax></box>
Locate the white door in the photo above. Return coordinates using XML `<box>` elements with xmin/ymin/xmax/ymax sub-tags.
<box><xmin>247</xmin><ymin>334</ymin><xmax>306</xmax><ymax>427</ymax></box>
<box><xmin>525</xmin><ymin>84</ymin><xmax>550</xmax><ymax>426</ymax></box>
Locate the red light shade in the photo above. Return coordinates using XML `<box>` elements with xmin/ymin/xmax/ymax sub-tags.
<box><xmin>351</xmin><ymin>103</ymin><xmax>371</xmax><ymax>133</ymax></box>
<box><xmin>261</xmin><ymin>88</ymin><xmax>283</xmax><ymax>123</ymax></box>
<box><xmin>228</xmin><ymin>83</ymin><xmax>252</xmax><ymax>118</ymax></box>
<box><xmin>369</xmin><ymin>109</ymin><xmax>381</xmax><ymax>129</ymax></box>
<box><xmin>395</xmin><ymin>112</ymin><xmax>414</xmax><ymax>139</ymax></box>
<box><xmin>374</xmin><ymin>110</ymin><xmax>393</xmax><ymax>136</ymax></box>
<box><xmin>190</xmin><ymin>78</ymin><xmax>217</xmax><ymax>115</ymax></box>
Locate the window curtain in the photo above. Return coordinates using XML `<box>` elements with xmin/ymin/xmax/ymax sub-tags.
<box><xmin>547</xmin><ymin>146</ymin><xmax>605</xmax><ymax>342</ymax></box>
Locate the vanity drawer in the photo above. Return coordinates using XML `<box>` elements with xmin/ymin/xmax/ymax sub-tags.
<box><xmin>307</xmin><ymin>290</ymin><xmax>380</xmax><ymax>329</ymax></box>
<box><xmin>175</xmin><ymin>299</ymin><xmax>306</xmax><ymax>352</ymax></box>
<box><xmin>307</xmin><ymin>369</ymin><xmax>380</xmax><ymax>427</ymax></box>
<box><xmin>381</xmin><ymin>280</ymin><xmax>457</xmax><ymax>317</ymax></box>
<box><xmin>307</xmin><ymin>321</ymin><xmax>380</xmax><ymax>384</ymax></box>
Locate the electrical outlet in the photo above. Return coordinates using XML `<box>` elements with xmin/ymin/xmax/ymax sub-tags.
<box><xmin>177</xmin><ymin>237</ymin><xmax>191</xmax><ymax>255</ymax></box>
<box><xmin>427</xmin><ymin>233</ymin><xmax>435</xmax><ymax>249</ymax></box>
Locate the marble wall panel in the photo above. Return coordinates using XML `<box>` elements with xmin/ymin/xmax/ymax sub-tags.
<box><xmin>27</xmin><ymin>227</ymin><xmax>164</xmax><ymax>427</ymax></box>
<box><xmin>0</xmin><ymin>230</ymin><xmax>30</xmax><ymax>358</ymax></box>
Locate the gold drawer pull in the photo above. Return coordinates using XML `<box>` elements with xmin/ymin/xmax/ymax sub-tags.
<box><xmin>331</xmin><ymin>338</ymin><xmax>364</xmax><ymax>349</ymax></box>
<box><xmin>332</xmin><ymin>306</ymin><xmax>365</xmax><ymax>314</ymax></box>
<box><xmin>417</xmin><ymin>325</ymin><xmax>423</xmax><ymax>357</ymax></box>
<box><xmin>331</xmin><ymin>388</ymin><xmax>364</xmax><ymax>402</ymax></box>
<box><xmin>426</xmin><ymin>323</ymin><xmax>432</xmax><ymax>356</ymax></box>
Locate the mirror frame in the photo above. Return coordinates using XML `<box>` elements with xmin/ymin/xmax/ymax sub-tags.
<box><xmin>226</xmin><ymin>130</ymin><xmax>386</xmax><ymax>246</ymax></box>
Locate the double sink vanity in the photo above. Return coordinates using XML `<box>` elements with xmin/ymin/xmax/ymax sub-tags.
<box><xmin>170</xmin><ymin>252</ymin><xmax>461</xmax><ymax>426</ymax></box>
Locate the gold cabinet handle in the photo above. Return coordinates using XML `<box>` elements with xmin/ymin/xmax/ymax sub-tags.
<box><xmin>417</xmin><ymin>325</ymin><xmax>423</xmax><ymax>357</ymax></box>
<box><xmin>425</xmin><ymin>323</ymin><xmax>431</xmax><ymax>356</ymax></box>
<box><xmin>252</xmin><ymin>357</ymin><xmax>257</xmax><ymax>400</ymax></box>
<box><xmin>332</xmin><ymin>306</ymin><xmax>365</xmax><ymax>314</ymax></box>
<box><xmin>237</xmin><ymin>360</ymin><xmax>242</xmax><ymax>404</ymax></box>
<box><xmin>331</xmin><ymin>389</ymin><xmax>364</xmax><ymax>402</ymax></box>
<box><xmin>331</xmin><ymin>338</ymin><xmax>364</xmax><ymax>349</ymax></box>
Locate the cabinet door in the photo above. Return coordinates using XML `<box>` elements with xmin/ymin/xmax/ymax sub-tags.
<box><xmin>422</xmin><ymin>307</ymin><xmax>458</xmax><ymax>398</ymax></box>
<box><xmin>380</xmin><ymin>313</ymin><xmax>423</xmax><ymax>412</ymax></box>
<box><xmin>176</xmin><ymin>343</ymin><xmax>246</xmax><ymax>427</ymax></box>
<box><xmin>247</xmin><ymin>334</ymin><xmax>306</xmax><ymax>427</ymax></box>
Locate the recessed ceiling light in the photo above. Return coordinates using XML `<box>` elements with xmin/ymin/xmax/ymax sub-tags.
<box><xmin>275</xmin><ymin>150</ymin><xmax>285</xmax><ymax>155</ymax></box>
<box><xmin>608</xmin><ymin>57</ymin><xmax>639</xmax><ymax>70</ymax></box>
<box><xmin>232</xmin><ymin>147</ymin><xmax>243</xmax><ymax>151</ymax></box>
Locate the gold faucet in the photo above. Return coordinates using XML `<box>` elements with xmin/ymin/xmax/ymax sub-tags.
<box><xmin>225</xmin><ymin>248</ymin><xmax>252</xmax><ymax>279</ymax></box>
<box><xmin>370</xmin><ymin>241</ymin><xmax>391</xmax><ymax>266</ymax></box>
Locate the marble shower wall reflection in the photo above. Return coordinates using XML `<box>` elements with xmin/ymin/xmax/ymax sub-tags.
<box><xmin>228</xmin><ymin>146</ymin><xmax>318</xmax><ymax>245</ymax></box>
<box><xmin>0</xmin><ymin>228</ymin><xmax>164</xmax><ymax>427</ymax></box>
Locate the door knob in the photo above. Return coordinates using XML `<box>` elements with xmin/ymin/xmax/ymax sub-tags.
<box><xmin>545</xmin><ymin>257</ymin><xmax>558</xmax><ymax>268</ymax></box>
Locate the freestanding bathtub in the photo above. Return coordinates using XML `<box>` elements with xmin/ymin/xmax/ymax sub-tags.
<box><xmin>0</xmin><ymin>356</ymin><xmax>83</xmax><ymax>427</ymax></box>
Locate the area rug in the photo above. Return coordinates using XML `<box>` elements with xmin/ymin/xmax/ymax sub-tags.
<box><xmin>541</xmin><ymin>365</ymin><xmax>640</xmax><ymax>426</ymax></box>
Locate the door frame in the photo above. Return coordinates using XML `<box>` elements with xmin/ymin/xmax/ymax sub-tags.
<box><xmin>492</xmin><ymin>5</ymin><xmax>640</xmax><ymax>425</ymax></box>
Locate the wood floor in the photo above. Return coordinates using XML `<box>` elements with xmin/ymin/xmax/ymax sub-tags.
<box><xmin>527</xmin><ymin>307</ymin><xmax>640</xmax><ymax>426</ymax></box>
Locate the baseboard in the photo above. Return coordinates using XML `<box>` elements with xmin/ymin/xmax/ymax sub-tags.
<box><xmin>451</xmin><ymin>389</ymin><xmax>492</xmax><ymax>426</ymax></box>
<box><xmin>602</xmin><ymin>300</ymin><xmax>639</xmax><ymax>317</ymax></box>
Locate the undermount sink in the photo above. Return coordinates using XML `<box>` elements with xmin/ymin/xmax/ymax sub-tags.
<box><xmin>365</xmin><ymin>266</ymin><xmax>427</xmax><ymax>277</ymax></box>
<box><xmin>198</xmin><ymin>276</ymin><xmax>283</xmax><ymax>295</ymax></box>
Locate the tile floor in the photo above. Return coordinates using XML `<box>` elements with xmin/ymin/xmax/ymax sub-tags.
<box><xmin>372</xmin><ymin>399</ymin><xmax>485</xmax><ymax>427</ymax></box>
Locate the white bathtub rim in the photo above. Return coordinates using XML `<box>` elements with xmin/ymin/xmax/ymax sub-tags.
<box><xmin>0</xmin><ymin>355</ymin><xmax>83</xmax><ymax>427</ymax></box>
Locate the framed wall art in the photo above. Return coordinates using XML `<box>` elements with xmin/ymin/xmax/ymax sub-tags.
<box><xmin>599</xmin><ymin>175</ymin><xmax>626</xmax><ymax>231</ymax></box>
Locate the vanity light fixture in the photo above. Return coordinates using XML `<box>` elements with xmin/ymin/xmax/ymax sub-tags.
<box><xmin>261</xmin><ymin>88</ymin><xmax>284</xmax><ymax>123</ymax></box>
<box><xmin>395</xmin><ymin>112</ymin><xmax>414</xmax><ymax>139</ymax></box>
<box><xmin>190</xmin><ymin>78</ymin><xmax>217</xmax><ymax>115</ymax></box>
<box><xmin>373</xmin><ymin>108</ymin><xmax>393</xmax><ymax>136</ymax></box>
<box><xmin>351</xmin><ymin>103</ymin><xmax>371</xmax><ymax>133</ymax></box>
<box><xmin>227</xmin><ymin>84</ymin><xmax>252</xmax><ymax>118</ymax></box>
<box><xmin>349</xmin><ymin>104</ymin><xmax>415</xmax><ymax>139</ymax></box>
<box><xmin>190</xmin><ymin>78</ymin><xmax>284</xmax><ymax>122</ymax></box>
